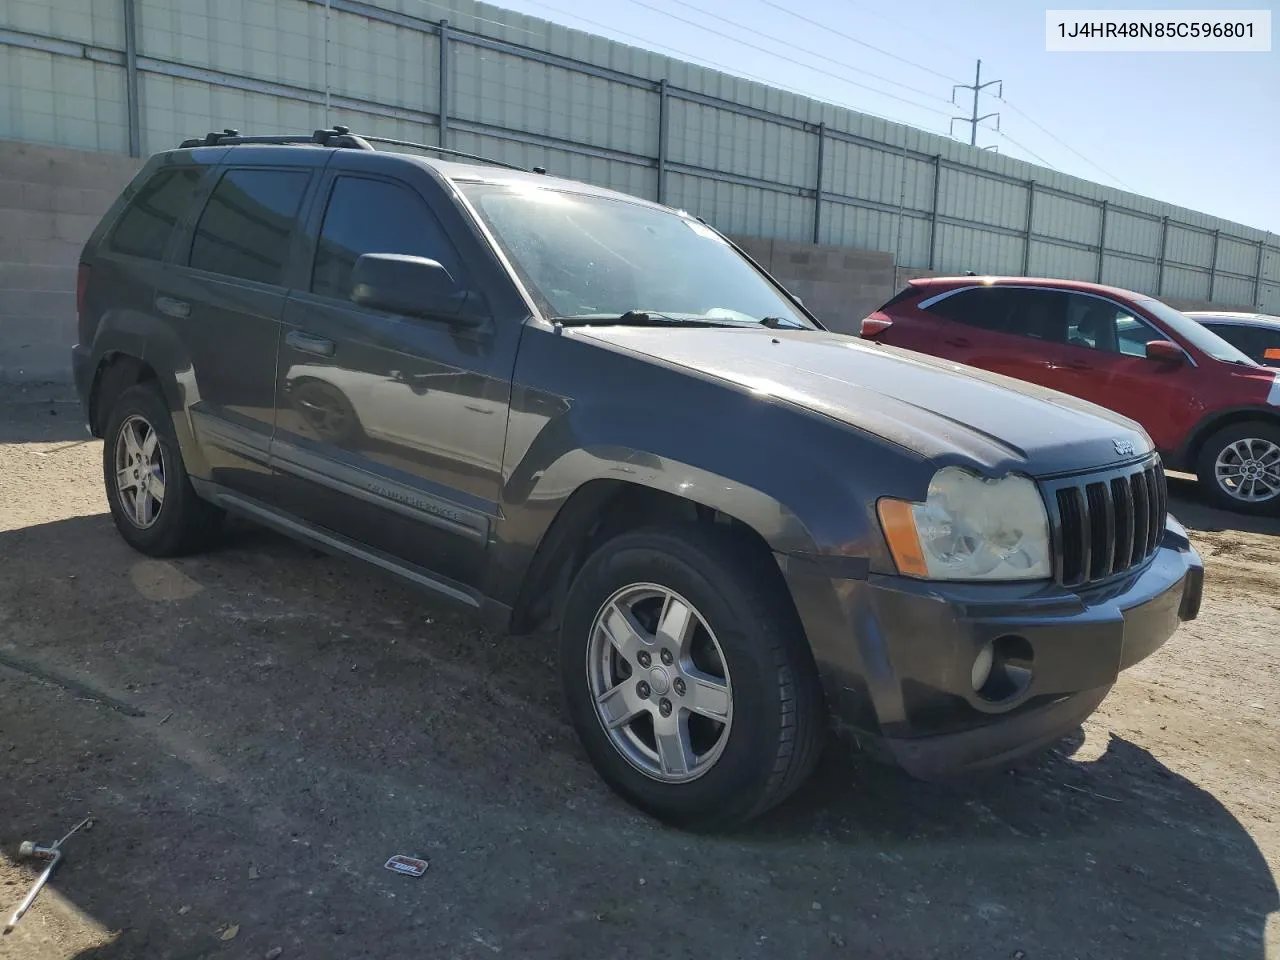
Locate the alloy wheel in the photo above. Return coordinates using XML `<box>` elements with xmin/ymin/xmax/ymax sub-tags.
<box><xmin>114</xmin><ymin>414</ymin><xmax>166</xmax><ymax>528</ymax></box>
<box><xmin>1214</xmin><ymin>437</ymin><xmax>1280</xmax><ymax>503</ymax></box>
<box><xmin>586</xmin><ymin>583</ymin><xmax>733</xmax><ymax>783</ymax></box>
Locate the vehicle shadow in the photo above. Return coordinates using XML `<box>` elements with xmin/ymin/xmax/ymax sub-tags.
<box><xmin>1167</xmin><ymin>471</ymin><xmax>1280</xmax><ymax>536</ymax></box>
<box><xmin>0</xmin><ymin>513</ymin><xmax>1273</xmax><ymax>960</ymax></box>
<box><xmin>0</xmin><ymin>396</ymin><xmax>92</xmax><ymax>444</ymax></box>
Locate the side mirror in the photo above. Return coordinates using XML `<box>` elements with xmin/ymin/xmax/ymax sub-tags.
<box><xmin>350</xmin><ymin>254</ymin><xmax>485</xmax><ymax>327</ymax></box>
<box><xmin>1145</xmin><ymin>340</ymin><xmax>1185</xmax><ymax>365</ymax></box>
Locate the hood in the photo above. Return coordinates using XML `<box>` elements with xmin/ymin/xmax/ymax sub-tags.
<box><xmin>572</xmin><ymin>325</ymin><xmax>1152</xmax><ymax>477</ymax></box>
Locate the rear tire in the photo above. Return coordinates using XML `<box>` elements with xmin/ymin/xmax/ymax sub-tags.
<box><xmin>102</xmin><ymin>383</ymin><xmax>223</xmax><ymax>556</ymax></box>
<box><xmin>560</xmin><ymin>525</ymin><xmax>824</xmax><ymax>830</ymax></box>
<box><xmin>1195</xmin><ymin>420</ymin><xmax>1280</xmax><ymax>515</ymax></box>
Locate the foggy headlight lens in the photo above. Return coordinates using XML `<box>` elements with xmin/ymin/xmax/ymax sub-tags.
<box><xmin>879</xmin><ymin>468</ymin><xmax>1051</xmax><ymax>581</ymax></box>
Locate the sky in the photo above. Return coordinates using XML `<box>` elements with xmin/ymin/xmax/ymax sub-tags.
<box><xmin>462</xmin><ymin>0</ymin><xmax>1280</xmax><ymax>233</ymax></box>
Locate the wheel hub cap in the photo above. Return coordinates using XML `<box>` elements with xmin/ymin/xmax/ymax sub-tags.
<box><xmin>586</xmin><ymin>584</ymin><xmax>733</xmax><ymax>784</ymax></box>
<box><xmin>647</xmin><ymin>666</ymin><xmax>672</xmax><ymax>696</ymax></box>
<box><xmin>1214</xmin><ymin>437</ymin><xmax>1280</xmax><ymax>503</ymax></box>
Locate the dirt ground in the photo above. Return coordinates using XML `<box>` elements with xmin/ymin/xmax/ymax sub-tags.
<box><xmin>0</xmin><ymin>385</ymin><xmax>1277</xmax><ymax>960</ymax></box>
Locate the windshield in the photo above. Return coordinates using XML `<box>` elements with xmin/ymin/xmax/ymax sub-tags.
<box><xmin>1139</xmin><ymin>298</ymin><xmax>1257</xmax><ymax>365</ymax></box>
<box><xmin>458</xmin><ymin>183</ymin><xmax>813</xmax><ymax>328</ymax></box>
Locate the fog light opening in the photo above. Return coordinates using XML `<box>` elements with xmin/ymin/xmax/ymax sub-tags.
<box><xmin>975</xmin><ymin>635</ymin><xmax>1034</xmax><ymax>704</ymax></box>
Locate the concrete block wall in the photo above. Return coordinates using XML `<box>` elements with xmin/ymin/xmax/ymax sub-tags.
<box><xmin>0</xmin><ymin>140</ymin><xmax>143</xmax><ymax>381</ymax></box>
<box><xmin>734</xmin><ymin>236</ymin><xmax>896</xmax><ymax>335</ymax></box>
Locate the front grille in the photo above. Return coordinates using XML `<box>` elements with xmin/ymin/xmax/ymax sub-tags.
<box><xmin>1048</xmin><ymin>458</ymin><xmax>1167</xmax><ymax>587</ymax></box>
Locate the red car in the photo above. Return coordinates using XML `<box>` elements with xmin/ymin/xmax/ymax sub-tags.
<box><xmin>862</xmin><ymin>276</ymin><xmax>1280</xmax><ymax>513</ymax></box>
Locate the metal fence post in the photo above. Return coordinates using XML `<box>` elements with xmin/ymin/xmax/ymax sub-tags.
<box><xmin>892</xmin><ymin>140</ymin><xmax>908</xmax><ymax>278</ymax></box>
<box><xmin>1022</xmin><ymin>180</ymin><xmax>1035</xmax><ymax>276</ymax></box>
<box><xmin>122</xmin><ymin>0</ymin><xmax>141</xmax><ymax>157</ymax></box>
<box><xmin>656</xmin><ymin>79</ymin><xmax>668</xmax><ymax>204</ymax></box>
<box><xmin>438</xmin><ymin>20</ymin><xmax>450</xmax><ymax>146</ymax></box>
<box><xmin>1156</xmin><ymin>216</ymin><xmax>1169</xmax><ymax>295</ymax></box>
<box><xmin>1207</xmin><ymin>228</ymin><xmax>1220</xmax><ymax>302</ymax></box>
<box><xmin>812</xmin><ymin>122</ymin><xmax>826</xmax><ymax>245</ymax></box>
<box><xmin>1095</xmin><ymin>200</ymin><xmax>1108</xmax><ymax>283</ymax></box>
<box><xmin>928</xmin><ymin>154</ymin><xmax>941</xmax><ymax>270</ymax></box>
<box><xmin>1255</xmin><ymin>237</ymin><xmax>1267</xmax><ymax>309</ymax></box>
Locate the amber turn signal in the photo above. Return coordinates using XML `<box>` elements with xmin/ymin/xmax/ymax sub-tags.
<box><xmin>876</xmin><ymin>498</ymin><xmax>929</xmax><ymax>578</ymax></box>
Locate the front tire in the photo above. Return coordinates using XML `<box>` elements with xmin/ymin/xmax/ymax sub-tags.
<box><xmin>560</xmin><ymin>526</ymin><xmax>824</xmax><ymax>830</ymax></box>
<box><xmin>1195</xmin><ymin>420</ymin><xmax>1280</xmax><ymax>515</ymax></box>
<box><xmin>102</xmin><ymin>383</ymin><xmax>223</xmax><ymax>556</ymax></box>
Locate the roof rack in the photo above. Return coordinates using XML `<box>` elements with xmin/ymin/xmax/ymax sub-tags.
<box><xmin>178</xmin><ymin>125</ymin><xmax>546</xmax><ymax>174</ymax></box>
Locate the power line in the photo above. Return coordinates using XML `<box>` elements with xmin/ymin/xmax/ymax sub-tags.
<box><xmin>996</xmin><ymin>129</ymin><xmax>1058</xmax><ymax>170</ymax></box>
<box><xmin>754</xmin><ymin>0</ymin><xmax>965</xmax><ymax>84</ymax></box>
<box><xmin>635</xmin><ymin>0</ymin><xmax>954</xmax><ymax>105</ymax></box>
<box><xmin>831</xmin><ymin>0</ymin><xmax>974</xmax><ymax>66</ymax></box>
<box><xmin>603</xmin><ymin>0</ymin><xmax>954</xmax><ymax>119</ymax></box>
<box><xmin>996</xmin><ymin>96</ymin><xmax>1135</xmax><ymax>191</ymax></box>
<box><xmin>516</xmin><ymin>0</ymin><xmax>950</xmax><ymax>131</ymax></box>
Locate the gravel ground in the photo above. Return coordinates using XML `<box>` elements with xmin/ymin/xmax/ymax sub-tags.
<box><xmin>1</xmin><ymin>388</ymin><xmax>1277</xmax><ymax>960</ymax></box>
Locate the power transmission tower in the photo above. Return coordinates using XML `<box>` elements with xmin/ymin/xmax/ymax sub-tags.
<box><xmin>950</xmin><ymin>59</ymin><xmax>1002</xmax><ymax>149</ymax></box>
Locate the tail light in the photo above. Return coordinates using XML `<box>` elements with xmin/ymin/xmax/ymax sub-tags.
<box><xmin>76</xmin><ymin>263</ymin><xmax>90</xmax><ymax>319</ymax></box>
<box><xmin>861</xmin><ymin>316</ymin><xmax>893</xmax><ymax>338</ymax></box>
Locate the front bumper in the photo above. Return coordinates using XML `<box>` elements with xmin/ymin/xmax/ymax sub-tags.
<box><xmin>794</xmin><ymin>518</ymin><xmax>1203</xmax><ymax>779</ymax></box>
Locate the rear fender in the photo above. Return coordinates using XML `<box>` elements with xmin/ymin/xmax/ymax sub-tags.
<box><xmin>88</xmin><ymin>308</ymin><xmax>210</xmax><ymax>478</ymax></box>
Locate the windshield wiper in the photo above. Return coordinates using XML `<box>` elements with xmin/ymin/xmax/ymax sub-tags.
<box><xmin>759</xmin><ymin>316</ymin><xmax>807</xmax><ymax>329</ymax></box>
<box><xmin>552</xmin><ymin>310</ymin><xmax>735</xmax><ymax>328</ymax></box>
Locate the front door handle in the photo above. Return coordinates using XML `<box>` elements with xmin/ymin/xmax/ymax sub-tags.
<box><xmin>286</xmin><ymin>330</ymin><xmax>336</xmax><ymax>358</ymax></box>
<box><xmin>155</xmin><ymin>296</ymin><xmax>190</xmax><ymax>319</ymax></box>
<box><xmin>1047</xmin><ymin>360</ymin><xmax>1090</xmax><ymax>371</ymax></box>
<box><xmin>944</xmin><ymin>337</ymin><xmax>972</xmax><ymax>348</ymax></box>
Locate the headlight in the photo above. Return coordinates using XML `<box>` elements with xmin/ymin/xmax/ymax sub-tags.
<box><xmin>878</xmin><ymin>467</ymin><xmax>1051</xmax><ymax>581</ymax></box>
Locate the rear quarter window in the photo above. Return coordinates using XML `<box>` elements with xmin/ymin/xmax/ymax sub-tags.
<box><xmin>107</xmin><ymin>168</ymin><xmax>202</xmax><ymax>260</ymax></box>
<box><xmin>188</xmin><ymin>168</ymin><xmax>311</xmax><ymax>285</ymax></box>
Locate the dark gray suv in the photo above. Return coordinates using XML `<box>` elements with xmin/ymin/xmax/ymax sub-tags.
<box><xmin>72</xmin><ymin>128</ymin><xmax>1204</xmax><ymax>829</ymax></box>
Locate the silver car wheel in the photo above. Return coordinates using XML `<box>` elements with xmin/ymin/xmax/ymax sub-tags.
<box><xmin>1214</xmin><ymin>437</ymin><xmax>1280</xmax><ymax>502</ymax></box>
<box><xmin>114</xmin><ymin>414</ymin><xmax>166</xmax><ymax>528</ymax></box>
<box><xmin>586</xmin><ymin>583</ymin><xmax>733</xmax><ymax>783</ymax></box>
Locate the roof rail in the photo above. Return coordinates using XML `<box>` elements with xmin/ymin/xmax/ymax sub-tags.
<box><xmin>178</xmin><ymin>126</ymin><xmax>547</xmax><ymax>174</ymax></box>
<box><xmin>359</xmin><ymin>135</ymin><xmax>535</xmax><ymax>173</ymax></box>
<box><xmin>178</xmin><ymin>126</ymin><xmax>373</xmax><ymax>150</ymax></box>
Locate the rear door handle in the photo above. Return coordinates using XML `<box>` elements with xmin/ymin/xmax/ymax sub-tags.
<box><xmin>155</xmin><ymin>296</ymin><xmax>190</xmax><ymax>319</ymax></box>
<box><xmin>286</xmin><ymin>330</ymin><xmax>336</xmax><ymax>358</ymax></box>
<box><xmin>944</xmin><ymin>337</ymin><xmax>972</xmax><ymax>348</ymax></box>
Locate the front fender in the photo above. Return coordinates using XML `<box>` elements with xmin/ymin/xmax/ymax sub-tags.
<box><xmin>488</xmin><ymin>385</ymin><xmax>922</xmax><ymax>729</ymax></box>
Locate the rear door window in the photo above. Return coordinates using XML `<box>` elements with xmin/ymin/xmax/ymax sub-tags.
<box><xmin>188</xmin><ymin>168</ymin><xmax>311</xmax><ymax>285</ymax></box>
<box><xmin>311</xmin><ymin>176</ymin><xmax>460</xmax><ymax>301</ymax></box>
<box><xmin>924</xmin><ymin>288</ymin><xmax>1015</xmax><ymax>332</ymax></box>
<box><xmin>999</xmin><ymin>289</ymin><xmax>1071</xmax><ymax>343</ymax></box>
<box><xmin>108</xmin><ymin>168</ymin><xmax>202</xmax><ymax>260</ymax></box>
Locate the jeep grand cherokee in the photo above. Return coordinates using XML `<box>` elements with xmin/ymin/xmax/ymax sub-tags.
<box><xmin>72</xmin><ymin>128</ymin><xmax>1204</xmax><ymax>829</ymax></box>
